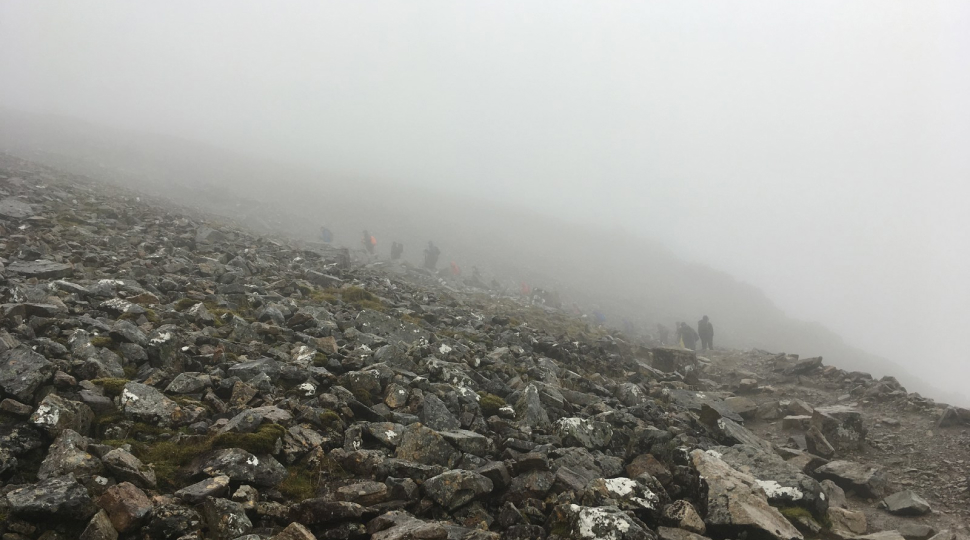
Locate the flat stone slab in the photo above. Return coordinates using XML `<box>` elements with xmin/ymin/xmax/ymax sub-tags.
<box><xmin>7</xmin><ymin>260</ymin><xmax>73</xmax><ymax>279</ymax></box>
<box><xmin>0</xmin><ymin>197</ymin><xmax>34</xmax><ymax>219</ymax></box>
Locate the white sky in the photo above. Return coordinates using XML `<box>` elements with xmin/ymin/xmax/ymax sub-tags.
<box><xmin>2</xmin><ymin>1</ymin><xmax>969</xmax><ymax>398</ymax></box>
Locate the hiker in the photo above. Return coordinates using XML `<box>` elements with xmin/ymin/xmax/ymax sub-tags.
<box><xmin>424</xmin><ymin>241</ymin><xmax>440</xmax><ymax>270</ymax></box>
<box><xmin>679</xmin><ymin>322</ymin><xmax>699</xmax><ymax>351</ymax></box>
<box><xmin>390</xmin><ymin>242</ymin><xmax>403</xmax><ymax>260</ymax></box>
<box><xmin>450</xmin><ymin>261</ymin><xmax>461</xmax><ymax>276</ymax></box>
<box><xmin>698</xmin><ymin>315</ymin><xmax>714</xmax><ymax>351</ymax></box>
<box><xmin>362</xmin><ymin>230</ymin><xmax>376</xmax><ymax>255</ymax></box>
<box><xmin>319</xmin><ymin>226</ymin><xmax>333</xmax><ymax>243</ymax></box>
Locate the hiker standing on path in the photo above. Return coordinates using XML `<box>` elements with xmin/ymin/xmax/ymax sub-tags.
<box><xmin>362</xmin><ymin>230</ymin><xmax>376</xmax><ymax>255</ymax></box>
<box><xmin>424</xmin><ymin>241</ymin><xmax>440</xmax><ymax>270</ymax></box>
<box><xmin>698</xmin><ymin>315</ymin><xmax>714</xmax><ymax>351</ymax></box>
<box><xmin>679</xmin><ymin>322</ymin><xmax>699</xmax><ymax>351</ymax></box>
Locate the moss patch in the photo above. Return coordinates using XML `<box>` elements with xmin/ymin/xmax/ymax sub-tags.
<box><xmin>278</xmin><ymin>466</ymin><xmax>316</xmax><ymax>501</ymax></box>
<box><xmin>174</xmin><ymin>298</ymin><xmax>199</xmax><ymax>311</ymax></box>
<box><xmin>92</xmin><ymin>378</ymin><xmax>129</xmax><ymax>397</ymax></box>
<box><xmin>477</xmin><ymin>392</ymin><xmax>507</xmax><ymax>416</ymax></box>
<box><xmin>318</xmin><ymin>410</ymin><xmax>342</xmax><ymax>430</ymax></box>
<box><xmin>212</xmin><ymin>424</ymin><xmax>286</xmax><ymax>454</ymax></box>
<box><xmin>90</xmin><ymin>336</ymin><xmax>114</xmax><ymax>348</ymax></box>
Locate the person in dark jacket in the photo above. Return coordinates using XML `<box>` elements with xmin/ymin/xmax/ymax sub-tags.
<box><xmin>679</xmin><ymin>322</ymin><xmax>699</xmax><ymax>351</ymax></box>
<box><xmin>698</xmin><ymin>315</ymin><xmax>714</xmax><ymax>351</ymax></box>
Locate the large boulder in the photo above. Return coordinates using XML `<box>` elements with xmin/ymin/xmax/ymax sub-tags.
<box><xmin>651</xmin><ymin>347</ymin><xmax>697</xmax><ymax>373</ymax></box>
<box><xmin>715</xmin><ymin>444</ymin><xmax>827</xmax><ymax>516</ymax></box>
<box><xmin>97</xmin><ymin>482</ymin><xmax>154</xmax><ymax>533</ymax></box>
<box><xmin>811</xmin><ymin>406</ymin><xmax>866</xmax><ymax>452</ymax></box>
<box><xmin>395</xmin><ymin>424</ymin><xmax>458</xmax><ymax>468</ymax></box>
<box><xmin>30</xmin><ymin>393</ymin><xmax>95</xmax><ymax>436</ymax></box>
<box><xmin>515</xmin><ymin>384</ymin><xmax>551</xmax><ymax>429</ymax></box>
<box><xmin>690</xmin><ymin>450</ymin><xmax>803</xmax><ymax>540</ymax></box>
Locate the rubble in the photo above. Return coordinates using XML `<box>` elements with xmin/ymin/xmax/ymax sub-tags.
<box><xmin>0</xmin><ymin>155</ymin><xmax>963</xmax><ymax>539</ymax></box>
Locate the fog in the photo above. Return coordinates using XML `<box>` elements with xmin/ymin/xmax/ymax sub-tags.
<box><xmin>2</xmin><ymin>2</ymin><xmax>969</xmax><ymax>404</ymax></box>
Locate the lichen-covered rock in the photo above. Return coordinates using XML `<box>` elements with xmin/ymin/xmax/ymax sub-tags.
<box><xmin>715</xmin><ymin>444</ymin><xmax>827</xmax><ymax>516</ymax></box>
<box><xmin>549</xmin><ymin>504</ymin><xmax>654</xmax><ymax>540</ymax></box>
<box><xmin>102</xmin><ymin>448</ymin><xmax>157</xmax><ymax>489</ymax></box>
<box><xmin>394</xmin><ymin>423</ymin><xmax>458</xmax><ymax>467</ymax></box>
<box><xmin>556</xmin><ymin>417</ymin><xmax>614</xmax><ymax>449</ymax></box>
<box><xmin>30</xmin><ymin>393</ymin><xmax>94</xmax><ymax>436</ymax></box>
<box><xmin>119</xmin><ymin>382</ymin><xmax>180</xmax><ymax>424</ymax></box>
<box><xmin>814</xmin><ymin>460</ymin><xmax>889</xmax><ymax>499</ymax></box>
<box><xmin>690</xmin><ymin>450</ymin><xmax>803</xmax><ymax>540</ymax></box>
<box><xmin>422</xmin><ymin>470</ymin><xmax>494</xmax><ymax>510</ymax></box>
<box><xmin>202</xmin><ymin>497</ymin><xmax>253</xmax><ymax>540</ymax></box>
<box><xmin>0</xmin><ymin>346</ymin><xmax>55</xmax><ymax>402</ymax></box>
<box><xmin>37</xmin><ymin>429</ymin><xmax>103</xmax><ymax>480</ymax></box>
<box><xmin>6</xmin><ymin>475</ymin><xmax>98</xmax><ymax>521</ymax></box>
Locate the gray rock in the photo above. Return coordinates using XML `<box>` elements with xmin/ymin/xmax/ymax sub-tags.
<box><xmin>883</xmin><ymin>490</ymin><xmax>932</xmax><ymax>516</ymax></box>
<box><xmin>439</xmin><ymin>429</ymin><xmax>489</xmax><ymax>456</ymax></box>
<box><xmin>667</xmin><ymin>389</ymin><xmax>744</xmax><ymax>424</ymax></box>
<box><xmin>165</xmin><ymin>372</ymin><xmax>209</xmax><ymax>394</ymax></box>
<box><xmin>289</xmin><ymin>499</ymin><xmax>364</xmax><ymax>524</ymax></box>
<box><xmin>806</xmin><ymin>426</ymin><xmax>836</xmax><ymax>458</ymax></box>
<box><xmin>102</xmin><ymin>448</ymin><xmax>157</xmax><ymax>489</ymax></box>
<box><xmin>109</xmin><ymin>320</ymin><xmax>148</xmax><ymax>346</ymax></box>
<box><xmin>202</xmin><ymin>497</ymin><xmax>252</xmax><ymax>540</ymax></box>
<box><xmin>37</xmin><ymin>429</ymin><xmax>103</xmax><ymax>480</ymax></box>
<box><xmin>690</xmin><ymin>449</ymin><xmax>803</xmax><ymax>540</ymax></box>
<box><xmin>0</xmin><ymin>345</ymin><xmax>55</xmax><ymax>402</ymax></box>
<box><xmin>556</xmin><ymin>417</ymin><xmax>613</xmax><ymax>449</ymax></box>
<box><xmin>814</xmin><ymin>460</ymin><xmax>889</xmax><ymax>498</ymax></box>
<box><xmin>228</xmin><ymin>358</ymin><xmax>281</xmax><ymax>382</ymax></box>
<box><xmin>724</xmin><ymin>396</ymin><xmax>758</xmax><ymax>420</ymax></box>
<box><xmin>423</xmin><ymin>469</ymin><xmax>494</xmax><ymax>510</ymax></box>
<box><xmin>80</xmin><ymin>510</ymin><xmax>118</xmax><ymax>540</ymax></box>
<box><xmin>419</xmin><ymin>393</ymin><xmax>461</xmax><ymax>431</ymax></box>
<box><xmin>0</xmin><ymin>196</ymin><xmax>35</xmax><ymax>219</ymax></box>
<box><xmin>550</xmin><ymin>504</ymin><xmax>654</xmax><ymax>540</ymax></box>
<box><xmin>144</xmin><ymin>503</ymin><xmax>202</xmax><ymax>540</ymax></box>
<box><xmin>715</xmin><ymin>444</ymin><xmax>827</xmax><ymax>516</ymax></box>
<box><xmin>811</xmin><ymin>406</ymin><xmax>866</xmax><ymax>452</ymax></box>
<box><xmin>120</xmin><ymin>382</ymin><xmax>180</xmax><ymax>423</ymax></box>
<box><xmin>652</xmin><ymin>347</ymin><xmax>697</xmax><ymax>373</ymax></box>
<box><xmin>898</xmin><ymin>523</ymin><xmax>935</xmax><ymax>540</ymax></box>
<box><xmin>271</xmin><ymin>522</ymin><xmax>319</xmax><ymax>540</ymax></box>
<box><xmin>6</xmin><ymin>475</ymin><xmax>97</xmax><ymax>521</ymax></box>
<box><xmin>661</xmin><ymin>500</ymin><xmax>706</xmax><ymax>534</ymax></box>
<box><xmin>515</xmin><ymin>383</ymin><xmax>551</xmax><ymax>429</ymax></box>
<box><xmin>30</xmin><ymin>393</ymin><xmax>94</xmax><ymax>436</ymax></box>
<box><xmin>820</xmin><ymin>479</ymin><xmax>847</xmax><ymax>509</ymax></box>
<box><xmin>368</xmin><ymin>511</ymin><xmax>448</xmax><ymax>540</ymax></box>
<box><xmin>336</xmin><ymin>480</ymin><xmax>389</xmax><ymax>506</ymax></box>
<box><xmin>395</xmin><ymin>423</ymin><xmax>458</xmax><ymax>467</ymax></box>
<box><xmin>657</xmin><ymin>527</ymin><xmax>712</xmax><ymax>540</ymax></box>
<box><xmin>175</xmin><ymin>475</ymin><xmax>231</xmax><ymax>503</ymax></box>
<box><xmin>7</xmin><ymin>260</ymin><xmax>73</xmax><ymax>279</ymax></box>
<box><xmin>196</xmin><ymin>448</ymin><xmax>287</xmax><ymax>487</ymax></box>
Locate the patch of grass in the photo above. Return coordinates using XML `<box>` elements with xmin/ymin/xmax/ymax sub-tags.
<box><xmin>174</xmin><ymin>298</ymin><xmax>199</xmax><ymax>311</ymax></box>
<box><xmin>92</xmin><ymin>378</ymin><xmax>129</xmax><ymax>397</ymax></box>
<box><xmin>401</xmin><ymin>314</ymin><xmax>424</xmax><ymax>326</ymax></box>
<box><xmin>212</xmin><ymin>424</ymin><xmax>286</xmax><ymax>455</ymax></box>
<box><xmin>309</xmin><ymin>289</ymin><xmax>338</xmax><ymax>304</ymax></box>
<box><xmin>779</xmin><ymin>506</ymin><xmax>831</xmax><ymax>528</ymax></box>
<box><xmin>90</xmin><ymin>336</ymin><xmax>114</xmax><ymax>348</ymax></box>
<box><xmin>313</xmin><ymin>352</ymin><xmax>328</xmax><ymax>367</ymax></box>
<box><xmin>278</xmin><ymin>466</ymin><xmax>316</xmax><ymax>501</ymax></box>
<box><xmin>351</xmin><ymin>387</ymin><xmax>374</xmax><ymax>406</ymax></box>
<box><xmin>318</xmin><ymin>410</ymin><xmax>342</xmax><ymax>430</ymax></box>
<box><xmin>120</xmin><ymin>309</ymin><xmax>159</xmax><ymax>324</ymax></box>
<box><xmin>135</xmin><ymin>437</ymin><xmax>214</xmax><ymax>492</ymax></box>
<box><xmin>477</xmin><ymin>392</ymin><xmax>507</xmax><ymax>416</ymax></box>
<box><xmin>123</xmin><ymin>365</ymin><xmax>138</xmax><ymax>379</ymax></box>
<box><xmin>341</xmin><ymin>287</ymin><xmax>375</xmax><ymax>303</ymax></box>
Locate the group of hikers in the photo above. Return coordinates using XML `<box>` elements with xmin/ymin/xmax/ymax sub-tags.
<box><xmin>354</xmin><ymin>230</ymin><xmax>445</xmax><ymax>272</ymax></box>
<box><xmin>660</xmin><ymin>315</ymin><xmax>714</xmax><ymax>351</ymax></box>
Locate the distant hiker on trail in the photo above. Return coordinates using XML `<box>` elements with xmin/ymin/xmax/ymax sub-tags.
<box><xmin>698</xmin><ymin>315</ymin><xmax>714</xmax><ymax>351</ymax></box>
<box><xmin>450</xmin><ymin>261</ymin><xmax>461</xmax><ymax>277</ymax></box>
<box><xmin>362</xmin><ymin>231</ymin><xmax>376</xmax><ymax>255</ymax></box>
<box><xmin>679</xmin><ymin>322</ymin><xmax>699</xmax><ymax>351</ymax></box>
<box><xmin>424</xmin><ymin>241</ymin><xmax>440</xmax><ymax>270</ymax></box>
<box><xmin>391</xmin><ymin>242</ymin><xmax>403</xmax><ymax>260</ymax></box>
<box><xmin>320</xmin><ymin>226</ymin><xmax>333</xmax><ymax>243</ymax></box>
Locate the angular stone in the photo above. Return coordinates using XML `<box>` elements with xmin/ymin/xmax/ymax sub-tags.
<box><xmin>37</xmin><ymin>429</ymin><xmax>103</xmax><ymax>480</ymax></box>
<box><xmin>814</xmin><ymin>460</ymin><xmax>889</xmax><ymax>498</ymax></box>
<box><xmin>811</xmin><ymin>406</ymin><xmax>866</xmax><ymax>451</ymax></box>
<box><xmin>556</xmin><ymin>417</ymin><xmax>613</xmax><ymax>449</ymax></box>
<box><xmin>652</xmin><ymin>347</ymin><xmax>697</xmax><ymax>373</ymax></box>
<box><xmin>272</xmin><ymin>522</ymin><xmax>318</xmax><ymax>540</ymax></box>
<box><xmin>394</xmin><ymin>423</ymin><xmax>457</xmax><ymax>468</ymax></box>
<box><xmin>883</xmin><ymin>490</ymin><xmax>931</xmax><ymax>516</ymax></box>
<box><xmin>102</xmin><ymin>448</ymin><xmax>157</xmax><ymax>489</ymax></box>
<box><xmin>549</xmin><ymin>504</ymin><xmax>654</xmax><ymax>540</ymax></box>
<box><xmin>175</xmin><ymin>475</ymin><xmax>231</xmax><ymax>504</ymax></box>
<box><xmin>514</xmin><ymin>383</ymin><xmax>550</xmax><ymax>429</ymax></box>
<box><xmin>0</xmin><ymin>346</ymin><xmax>55</xmax><ymax>402</ymax></box>
<box><xmin>336</xmin><ymin>481</ymin><xmax>389</xmax><ymax>506</ymax></box>
<box><xmin>7</xmin><ymin>260</ymin><xmax>73</xmax><ymax>279</ymax></box>
<box><xmin>827</xmin><ymin>507</ymin><xmax>867</xmax><ymax>536</ymax></box>
<box><xmin>120</xmin><ymin>382</ymin><xmax>180</xmax><ymax>423</ymax></box>
<box><xmin>423</xmin><ymin>470</ymin><xmax>493</xmax><ymax>510</ymax></box>
<box><xmin>98</xmin><ymin>482</ymin><xmax>153</xmax><ymax>533</ymax></box>
<box><xmin>289</xmin><ymin>499</ymin><xmax>364</xmax><ymax>525</ymax></box>
<box><xmin>30</xmin><ymin>393</ymin><xmax>94</xmax><ymax>436</ymax></box>
<box><xmin>202</xmin><ymin>498</ymin><xmax>252</xmax><ymax>540</ymax></box>
<box><xmin>6</xmin><ymin>475</ymin><xmax>97</xmax><ymax>521</ymax></box>
<box><xmin>419</xmin><ymin>393</ymin><xmax>461</xmax><ymax>431</ymax></box>
<box><xmin>439</xmin><ymin>429</ymin><xmax>489</xmax><ymax>456</ymax></box>
<box><xmin>716</xmin><ymin>444</ymin><xmax>827</xmax><ymax>516</ymax></box>
<box><xmin>662</xmin><ymin>500</ymin><xmax>706</xmax><ymax>534</ymax></box>
<box><xmin>690</xmin><ymin>450</ymin><xmax>803</xmax><ymax>540</ymax></box>
<box><xmin>80</xmin><ymin>510</ymin><xmax>118</xmax><ymax>540</ymax></box>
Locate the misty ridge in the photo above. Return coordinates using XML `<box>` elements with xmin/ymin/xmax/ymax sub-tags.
<box><xmin>0</xmin><ymin>109</ymin><xmax>957</xmax><ymax>406</ymax></box>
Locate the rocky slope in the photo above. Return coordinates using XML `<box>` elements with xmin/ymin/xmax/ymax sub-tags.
<box><xmin>0</xmin><ymin>153</ymin><xmax>967</xmax><ymax>540</ymax></box>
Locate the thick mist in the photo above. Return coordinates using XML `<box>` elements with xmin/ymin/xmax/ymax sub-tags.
<box><xmin>2</xmin><ymin>1</ymin><xmax>969</xmax><ymax>404</ymax></box>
